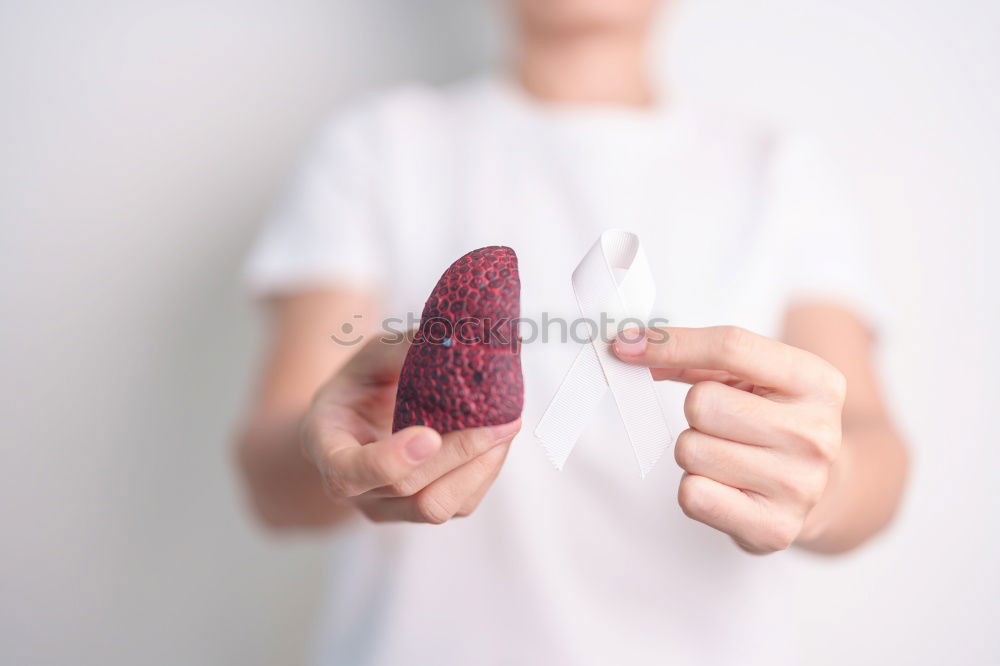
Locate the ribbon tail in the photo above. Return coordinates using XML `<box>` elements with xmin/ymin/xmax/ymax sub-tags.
<box><xmin>602</xmin><ymin>362</ymin><xmax>671</xmax><ymax>478</ymax></box>
<box><xmin>534</xmin><ymin>344</ymin><xmax>606</xmax><ymax>470</ymax></box>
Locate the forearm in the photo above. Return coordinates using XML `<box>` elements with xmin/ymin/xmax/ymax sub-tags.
<box><xmin>235</xmin><ymin>412</ymin><xmax>354</xmax><ymax>530</ymax></box>
<box><xmin>233</xmin><ymin>290</ymin><xmax>380</xmax><ymax>529</ymax></box>
<box><xmin>796</xmin><ymin>420</ymin><xmax>908</xmax><ymax>554</ymax></box>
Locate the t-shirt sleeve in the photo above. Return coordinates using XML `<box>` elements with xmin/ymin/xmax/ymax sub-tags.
<box><xmin>764</xmin><ymin>133</ymin><xmax>885</xmax><ymax>333</ymax></box>
<box><xmin>243</xmin><ymin>110</ymin><xmax>385</xmax><ymax>295</ymax></box>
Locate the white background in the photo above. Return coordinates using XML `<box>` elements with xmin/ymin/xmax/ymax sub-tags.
<box><xmin>1</xmin><ymin>1</ymin><xmax>996</xmax><ymax>664</ymax></box>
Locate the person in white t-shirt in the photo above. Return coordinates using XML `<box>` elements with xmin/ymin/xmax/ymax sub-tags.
<box><xmin>235</xmin><ymin>1</ymin><xmax>908</xmax><ymax>664</ymax></box>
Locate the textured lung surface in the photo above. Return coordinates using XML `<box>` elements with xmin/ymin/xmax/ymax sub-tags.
<box><xmin>392</xmin><ymin>246</ymin><xmax>523</xmax><ymax>433</ymax></box>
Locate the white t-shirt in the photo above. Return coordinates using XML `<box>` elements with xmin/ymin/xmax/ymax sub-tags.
<box><xmin>246</xmin><ymin>76</ymin><xmax>878</xmax><ymax>666</ymax></box>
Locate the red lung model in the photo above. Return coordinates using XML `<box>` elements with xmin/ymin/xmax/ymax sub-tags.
<box><xmin>392</xmin><ymin>246</ymin><xmax>523</xmax><ymax>434</ymax></box>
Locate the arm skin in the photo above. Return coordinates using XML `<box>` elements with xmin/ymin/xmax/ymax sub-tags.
<box><xmin>783</xmin><ymin>303</ymin><xmax>909</xmax><ymax>554</ymax></box>
<box><xmin>234</xmin><ymin>289</ymin><xmax>378</xmax><ymax>529</ymax></box>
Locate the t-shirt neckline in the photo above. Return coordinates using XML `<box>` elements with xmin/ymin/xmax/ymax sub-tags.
<box><xmin>482</xmin><ymin>71</ymin><xmax>679</xmax><ymax>126</ymax></box>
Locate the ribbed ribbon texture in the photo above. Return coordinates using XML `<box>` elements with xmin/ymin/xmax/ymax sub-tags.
<box><xmin>535</xmin><ymin>229</ymin><xmax>672</xmax><ymax>477</ymax></box>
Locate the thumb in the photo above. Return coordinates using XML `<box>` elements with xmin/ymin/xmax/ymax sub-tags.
<box><xmin>312</xmin><ymin>425</ymin><xmax>442</xmax><ymax>499</ymax></box>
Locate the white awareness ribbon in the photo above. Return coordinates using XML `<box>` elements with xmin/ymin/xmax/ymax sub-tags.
<box><xmin>534</xmin><ymin>230</ymin><xmax>672</xmax><ymax>478</ymax></box>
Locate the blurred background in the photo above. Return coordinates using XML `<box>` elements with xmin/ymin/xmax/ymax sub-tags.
<box><xmin>0</xmin><ymin>1</ymin><xmax>996</xmax><ymax>664</ymax></box>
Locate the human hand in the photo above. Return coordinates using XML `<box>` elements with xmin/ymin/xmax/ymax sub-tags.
<box><xmin>301</xmin><ymin>335</ymin><xmax>520</xmax><ymax>524</ymax></box>
<box><xmin>614</xmin><ymin>326</ymin><xmax>847</xmax><ymax>554</ymax></box>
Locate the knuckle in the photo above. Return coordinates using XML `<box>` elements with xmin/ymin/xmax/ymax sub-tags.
<box><xmin>770</xmin><ymin>472</ymin><xmax>800</xmax><ymax>501</ymax></box>
<box><xmin>673</xmin><ymin>430</ymin><xmax>700</xmax><ymax>471</ymax></box>
<box><xmin>783</xmin><ymin>410</ymin><xmax>840</xmax><ymax>462</ymax></box>
<box><xmin>773</xmin><ymin>416</ymin><xmax>809</xmax><ymax>450</ymax></box>
<box><xmin>454</xmin><ymin>451</ymin><xmax>506</xmax><ymax>518</ymax></box>
<box><xmin>684</xmin><ymin>382</ymin><xmax>718</xmax><ymax>429</ymax></box>
<box><xmin>452</xmin><ymin>430</ymin><xmax>490</xmax><ymax>461</ymax></box>
<box><xmin>323</xmin><ymin>474</ymin><xmax>350</xmax><ymax>500</ymax></box>
<box><xmin>359</xmin><ymin>449</ymin><xmax>396</xmax><ymax>486</ymax></box>
<box><xmin>775</xmin><ymin>468</ymin><xmax>825</xmax><ymax>507</ymax></box>
<box><xmin>807</xmin><ymin>419</ymin><xmax>842</xmax><ymax>462</ymax></box>
<box><xmin>827</xmin><ymin>367</ymin><xmax>848</xmax><ymax>403</ymax></box>
<box><xmin>468</xmin><ymin>453</ymin><xmax>499</xmax><ymax>482</ymax></box>
<box><xmin>678</xmin><ymin>476</ymin><xmax>715</xmax><ymax>521</ymax></box>
<box><xmin>761</xmin><ymin>516</ymin><xmax>799</xmax><ymax>552</ymax></box>
<box><xmin>815</xmin><ymin>362</ymin><xmax>847</xmax><ymax>403</ymax></box>
<box><xmin>414</xmin><ymin>491</ymin><xmax>457</xmax><ymax>525</ymax></box>
<box><xmin>645</xmin><ymin>326</ymin><xmax>670</xmax><ymax>347</ymax></box>
<box><xmin>387</xmin><ymin>477</ymin><xmax>419</xmax><ymax>498</ymax></box>
<box><xmin>455</xmin><ymin>498</ymin><xmax>480</xmax><ymax>518</ymax></box>
<box><xmin>757</xmin><ymin>533</ymin><xmax>789</xmax><ymax>554</ymax></box>
<box><xmin>320</xmin><ymin>453</ymin><xmax>353</xmax><ymax>499</ymax></box>
<box><xmin>719</xmin><ymin>325</ymin><xmax>750</xmax><ymax>357</ymax></box>
<box><xmin>801</xmin><ymin>468</ymin><xmax>829</xmax><ymax>506</ymax></box>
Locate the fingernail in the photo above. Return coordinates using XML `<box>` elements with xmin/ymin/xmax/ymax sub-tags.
<box><xmin>403</xmin><ymin>430</ymin><xmax>440</xmax><ymax>463</ymax></box>
<box><xmin>614</xmin><ymin>332</ymin><xmax>647</xmax><ymax>357</ymax></box>
<box><xmin>487</xmin><ymin>420</ymin><xmax>520</xmax><ymax>441</ymax></box>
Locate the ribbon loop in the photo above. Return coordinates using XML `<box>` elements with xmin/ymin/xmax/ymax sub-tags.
<box><xmin>535</xmin><ymin>230</ymin><xmax>672</xmax><ymax>477</ymax></box>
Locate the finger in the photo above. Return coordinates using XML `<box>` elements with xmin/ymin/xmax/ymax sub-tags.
<box><xmin>315</xmin><ymin>425</ymin><xmax>442</xmax><ymax>498</ymax></box>
<box><xmin>615</xmin><ymin>326</ymin><xmax>837</xmax><ymax>398</ymax></box>
<box><xmin>683</xmin><ymin>381</ymin><xmax>815</xmax><ymax>450</ymax></box>
<box><xmin>674</xmin><ymin>429</ymin><xmax>783</xmax><ymax>497</ymax></box>
<box><xmin>456</xmin><ymin>441</ymin><xmax>511</xmax><ymax>516</ymax></box>
<box><xmin>365</xmin><ymin>419</ymin><xmax>520</xmax><ymax>498</ymax></box>
<box><xmin>359</xmin><ymin>445</ymin><xmax>507</xmax><ymax>524</ymax></box>
<box><xmin>678</xmin><ymin>474</ymin><xmax>799</xmax><ymax>554</ymax></box>
<box><xmin>648</xmin><ymin>366</ymin><xmax>754</xmax><ymax>391</ymax></box>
